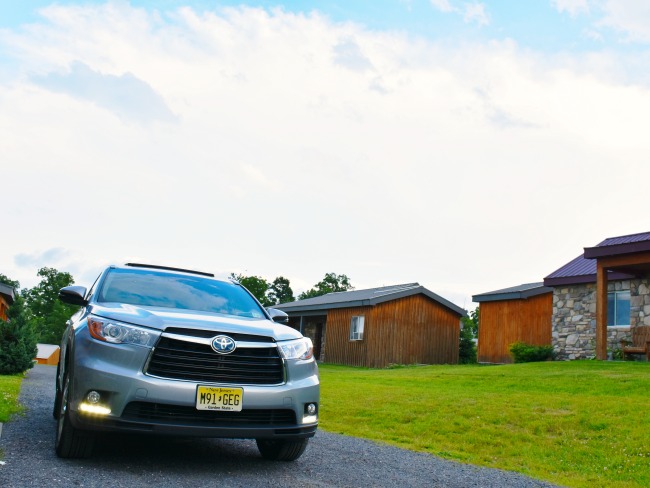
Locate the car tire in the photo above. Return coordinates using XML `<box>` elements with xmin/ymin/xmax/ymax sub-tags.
<box><xmin>53</xmin><ymin>363</ymin><xmax>62</xmax><ymax>420</ymax></box>
<box><xmin>256</xmin><ymin>438</ymin><xmax>309</xmax><ymax>462</ymax></box>
<box><xmin>55</xmin><ymin>371</ymin><xmax>94</xmax><ymax>459</ymax></box>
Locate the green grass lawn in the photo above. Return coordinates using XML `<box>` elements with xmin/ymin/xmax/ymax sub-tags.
<box><xmin>319</xmin><ymin>361</ymin><xmax>650</xmax><ymax>488</ymax></box>
<box><xmin>0</xmin><ymin>373</ymin><xmax>24</xmax><ymax>423</ymax></box>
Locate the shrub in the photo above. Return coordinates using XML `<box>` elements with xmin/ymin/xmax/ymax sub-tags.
<box><xmin>0</xmin><ymin>295</ymin><xmax>38</xmax><ymax>375</ymax></box>
<box><xmin>459</xmin><ymin>321</ymin><xmax>477</xmax><ymax>364</ymax></box>
<box><xmin>509</xmin><ymin>342</ymin><xmax>555</xmax><ymax>363</ymax></box>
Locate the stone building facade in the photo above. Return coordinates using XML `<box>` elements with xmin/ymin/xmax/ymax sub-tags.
<box><xmin>552</xmin><ymin>278</ymin><xmax>650</xmax><ymax>359</ymax></box>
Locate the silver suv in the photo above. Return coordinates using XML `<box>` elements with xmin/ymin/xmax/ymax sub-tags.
<box><xmin>54</xmin><ymin>263</ymin><xmax>319</xmax><ymax>461</ymax></box>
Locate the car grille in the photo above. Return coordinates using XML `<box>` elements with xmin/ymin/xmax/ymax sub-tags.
<box><xmin>145</xmin><ymin>332</ymin><xmax>285</xmax><ymax>385</ymax></box>
<box><xmin>122</xmin><ymin>402</ymin><xmax>296</xmax><ymax>427</ymax></box>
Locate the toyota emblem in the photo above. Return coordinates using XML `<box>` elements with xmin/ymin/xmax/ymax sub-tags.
<box><xmin>211</xmin><ymin>335</ymin><xmax>236</xmax><ymax>354</ymax></box>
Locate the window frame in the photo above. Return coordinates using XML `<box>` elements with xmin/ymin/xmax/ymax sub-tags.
<box><xmin>349</xmin><ymin>315</ymin><xmax>365</xmax><ymax>341</ymax></box>
<box><xmin>607</xmin><ymin>290</ymin><xmax>631</xmax><ymax>328</ymax></box>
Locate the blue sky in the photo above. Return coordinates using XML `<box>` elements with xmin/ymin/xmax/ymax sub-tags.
<box><xmin>0</xmin><ymin>1</ymin><xmax>634</xmax><ymax>51</ymax></box>
<box><xmin>1</xmin><ymin>1</ymin><xmax>649</xmax><ymax>306</ymax></box>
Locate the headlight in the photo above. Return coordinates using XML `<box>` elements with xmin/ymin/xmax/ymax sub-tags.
<box><xmin>87</xmin><ymin>316</ymin><xmax>160</xmax><ymax>347</ymax></box>
<box><xmin>278</xmin><ymin>337</ymin><xmax>314</xmax><ymax>360</ymax></box>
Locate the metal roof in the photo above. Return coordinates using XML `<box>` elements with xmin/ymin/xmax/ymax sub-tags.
<box><xmin>0</xmin><ymin>283</ymin><xmax>15</xmax><ymax>304</ymax></box>
<box><xmin>584</xmin><ymin>231</ymin><xmax>650</xmax><ymax>259</ymax></box>
<box><xmin>472</xmin><ymin>282</ymin><xmax>552</xmax><ymax>303</ymax></box>
<box><xmin>597</xmin><ymin>231</ymin><xmax>650</xmax><ymax>246</ymax></box>
<box><xmin>275</xmin><ymin>283</ymin><xmax>467</xmax><ymax>317</ymax></box>
<box><xmin>544</xmin><ymin>231</ymin><xmax>650</xmax><ymax>286</ymax></box>
<box><xmin>36</xmin><ymin>343</ymin><xmax>60</xmax><ymax>359</ymax></box>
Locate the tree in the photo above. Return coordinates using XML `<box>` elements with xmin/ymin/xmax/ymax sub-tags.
<box><xmin>268</xmin><ymin>276</ymin><xmax>294</xmax><ymax>305</ymax></box>
<box><xmin>22</xmin><ymin>267</ymin><xmax>78</xmax><ymax>345</ymax></box>
<box><xmin>229</xmin><ymin>273</ymin><xmax>274</xmax><ymax>307</ymax></box>
<box><xmin>298</xmin><ymin>272</ymin><xmax>353</xmax><ymax>300</ymax></box>
<box><xmin>0</xmin><ymin>273</ymin><xmax>19</xmax><ymax>289</ymax></box>
<box><xmin>459</xmin><ymin>307</ymin><xmax>478</xmax><ymax>364</ymax></box>
<box><xmin>0</xmin><ymin>293</ymin><xmax>38</xmax><ymax>374</ymax></box>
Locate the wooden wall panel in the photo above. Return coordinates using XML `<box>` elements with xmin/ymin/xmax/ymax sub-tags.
<box><xmin>368</xmin><ymin>295</ymin><xmax>460</xmax><ymax>367</ymax></box>
<box><xmin>325</xmin><ymin>306</ymin><xmax>372</xmax><ymax>367</ymax></box>
<box><xmin>477</xmin><ymin>293</ymin><xmax>552</xmax><ymax>364</ymax></box>
<box><xmin>324</xmin><ymin>296</ymin><xmax>461</xmax><ymax>368</ymax></box>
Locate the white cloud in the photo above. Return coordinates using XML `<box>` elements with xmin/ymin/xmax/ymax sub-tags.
<box><xmin>430</xmin><ymin>0</ymin><xmax>454</xmax><ymax>13</ymax></box>
<box><xmin>598</xmin><ymin>0</ymin><xmax>650</xmax><ymax>42</ymax></box>
<box><xmin>0</xmin><ymin>4</ymin><xmax>649</xmax><ymax>303</ymax></box>
<box><xmin>429</xmin><ymin>1</ymin><xmax>489</xmax><ymax>26</ymax></box>
<box><xmin>32</xmin><ymin>61</ymin><xmax>176</xmax><ymax>123</ymax></box>
<box><xmin>551</xmin><ymin>0</ymin><xmax>590</xmax><ymax>16</ymax></box>
<box><xmin>462</xmin><ymin>2</ymin><xmax>489</xmax><ymax>26</ymax></box>
<box><xmin>333</xmin><ymin>38</ymin><xmax>374</xmax><ymax>71</ymax></box>
<box><xmin>15</xmin><ymin>248</ymin><xmax>71</xmax><ymax>268</ymax></box>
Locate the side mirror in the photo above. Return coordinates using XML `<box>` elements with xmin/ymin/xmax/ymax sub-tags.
<box><xmin>59</xmin><ymin>285</ymin><xmax>88</xmax><ymax>306</ymax></box>
<box><xmin>267</xmin><ymin>308</ymin><xmax>289</xmax><ymax>324</ymax></box>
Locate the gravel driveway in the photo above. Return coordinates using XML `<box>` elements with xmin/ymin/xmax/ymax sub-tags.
<box><xmin>0</xmin><ymin>365</ymin><xmax>560</xmax><ymax>488</ymax></box>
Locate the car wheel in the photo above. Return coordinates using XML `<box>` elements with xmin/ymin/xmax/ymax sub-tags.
<box><xmin>256</xmin><ymin>438</ymin><xmax>309</xmax><ymax>462</ymax></box>
<box><xmin>55</xmin><ymin>371</ymin><xmax>94</xmax><ymax>459</ymax></box>
<box><xmin>53</xmin><ymin>363</ymin><xmax>62</xmax><ymax>420</ymax></box>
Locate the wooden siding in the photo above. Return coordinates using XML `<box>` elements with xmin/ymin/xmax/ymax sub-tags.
<box><xmin>477</xmin><ymin>292</ymin><xmax>552</xmax><ymax>364</ymax></box>
<box><xmin>324</xmin><ymin>295</ymin><xmax>461</xmax><ymax>368</ymax></box>
<box><xmin>0</xmin><ymin>296</ymin><xmax>9</xmax><ymax>322</ymax></box>
<box><xmin>324</xmin><ymin>306</ymin><xmax>373</xmax><ymax>367</ymax></box>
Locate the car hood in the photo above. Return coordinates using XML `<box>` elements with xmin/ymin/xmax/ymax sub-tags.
<box><xmin>89</xmin><ymin>303</ymin><xmax>302</xmax><ymax>341</ymax></box>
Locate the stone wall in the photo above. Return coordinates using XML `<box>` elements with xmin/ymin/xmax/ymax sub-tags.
<box><xmin>552</xmin><ymin>278</ymin><xmax>650</xmax><ymax>360</ymax></box>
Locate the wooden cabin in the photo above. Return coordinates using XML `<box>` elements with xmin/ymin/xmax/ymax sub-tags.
<box><xmin>276</xmin><ymin>283</ymin><xmax>466</xmax><ymax>368</ymax></box>
<box><xmin>472</xmin><ymin>283</ymin><xmax>553</xmax><ymax>364</ymax></box>
<box><xmin>0</xmin><ymin>283</ymin><xmax>15</xmax><ymax>322</ymax></box>
<box><xmin>36</xmin><ymin>343</ymin><xmax>61</xmax><ymax>365</ymax></box>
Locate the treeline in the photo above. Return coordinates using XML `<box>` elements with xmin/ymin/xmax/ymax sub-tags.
<box><xmin>230</xmin><ymin>272</ymin><xmax>353</xmax><ymax>306</ymax></box>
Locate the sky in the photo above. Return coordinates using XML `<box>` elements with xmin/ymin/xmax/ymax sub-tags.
<box><xmin>1</xmin><ymin>0</ymin><xmax>650</xmax><ymax>310</ymax></box>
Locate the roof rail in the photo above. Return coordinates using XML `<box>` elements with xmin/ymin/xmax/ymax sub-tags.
<box><xmin>125</xmin><ymin>263</ymin><xmax>214</xmax><ymax>277</ymax></box>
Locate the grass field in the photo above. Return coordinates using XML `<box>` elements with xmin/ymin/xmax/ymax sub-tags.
<box><xmin>0</xmin><ymin>373</ymin><xmax>24</xmax><ymax>423</ymax></box>
<box><xmin>318</xmin><ymin>361</ymin><xmax>650</xmax><ymax>488</ymax></box>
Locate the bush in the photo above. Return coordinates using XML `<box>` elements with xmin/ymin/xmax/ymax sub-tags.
<box><xmin>0</xmin><ymin>295</ymin><xmax>38</xmax><ymax>375</ymax></box>
<box><xmin>459</xmin><ymin>322</ymin><xmax>477</xmax><ymax>364</ymax></box>
<box><xmin>509</xmin><ymin>342</ymin><xmax>555</xmax><ymax>363</ymax></box>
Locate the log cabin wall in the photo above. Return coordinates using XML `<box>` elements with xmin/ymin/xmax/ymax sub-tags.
<box><xmin>477</xmin><ymin>292</ymin><xmax>552</xmax><ymax>364</ymax></box>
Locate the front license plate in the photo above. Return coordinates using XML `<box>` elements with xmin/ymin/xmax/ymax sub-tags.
<box><xmin>196</xmin><ymin>386</ymin><xmax>243</xmax><ymax>411</ymax></box>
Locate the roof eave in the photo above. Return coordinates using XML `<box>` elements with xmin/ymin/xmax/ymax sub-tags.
<box><xmin>473</xmin><ymin>286</ymin><xmax>553</xmax><ymax>303</ymax></box>
<box><xmin>584</xmin><ymin>241</ymin><xmax>650</xmax><ymax>259</ymax></box>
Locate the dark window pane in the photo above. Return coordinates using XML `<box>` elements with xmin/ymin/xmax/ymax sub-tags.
<box><xmin>616</xmin><ymin>291</ymin><xmax>630</xmax><ymax>326</ymax></box>
<box><xmin>607</xmin><ymin>292</ymin><xmax>615</xmax><ymax>326</ymax></box>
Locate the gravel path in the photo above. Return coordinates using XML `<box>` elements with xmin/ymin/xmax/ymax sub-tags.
<box><xmin>0</xmin><ymin>365</ymin><xmax>561</xmax><ymax>487</ymax></box>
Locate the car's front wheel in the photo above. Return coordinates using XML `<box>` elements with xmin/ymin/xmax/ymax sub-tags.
<box><xmin>256</xmin><ymin>438</ymin><xmax>309</xmax><ymax>461</ymax></box>
<box><xmin>55</xmin><ymin>371</ymin><xmax>94</xmax><ymax>458</ymax></box>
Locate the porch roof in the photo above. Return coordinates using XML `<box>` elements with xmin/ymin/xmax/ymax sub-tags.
<box><xmin>543</xmin><ymin>232</ymin><xmax>650</xmax><ymax>286</ymax></box>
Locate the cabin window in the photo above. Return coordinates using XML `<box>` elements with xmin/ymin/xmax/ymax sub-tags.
<box><xmin>350</xmin><ymin>316</ymin><xmax>365</xmax><ymax>341</ymax></box>
<box><xmin>608</xmin><ymin>291</ymin><xmax>630</xmax><ymax>327</ymax></box>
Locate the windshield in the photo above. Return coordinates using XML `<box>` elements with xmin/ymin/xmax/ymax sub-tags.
<box><xmin>97</xmin><ymin>268</ymin><xmax>266</xmax><ymax>319</ymax></box>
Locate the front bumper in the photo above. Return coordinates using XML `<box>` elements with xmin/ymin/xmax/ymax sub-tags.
<box><xmin>68</xmin><ymin>335</ymin><xmax>320</xmax><ymax>439</ymax></box>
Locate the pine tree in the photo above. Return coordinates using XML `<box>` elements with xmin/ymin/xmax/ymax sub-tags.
<box><xmin>0</xmin><ymin>294</ymin><xmax>38</xmax><ymax>374</ymax></box>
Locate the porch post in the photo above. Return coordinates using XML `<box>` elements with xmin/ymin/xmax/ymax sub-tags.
<box><xmin>299</xmin><ymin>315</ymin><xmax>304</xmax><ymax>335</ymax></box>
<box><xmin>596</xmin><ymin>261</ymin><xmax>608</xmax><ymax>360</ymax></box>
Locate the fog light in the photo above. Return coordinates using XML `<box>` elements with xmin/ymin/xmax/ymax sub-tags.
<box><xmin>79</xmin><ymin>403</ymin><xmax>111</xmax><ymax>416</ymax></box>
<box><xmin>86</xmin><ymin>391</ymin><xmax>101</xmax><ymax>404</ymax></box>
<box><xmin>302</xmin><ymin>403</ymin><xmax>318</xmax><ymax>424</ymax></box>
